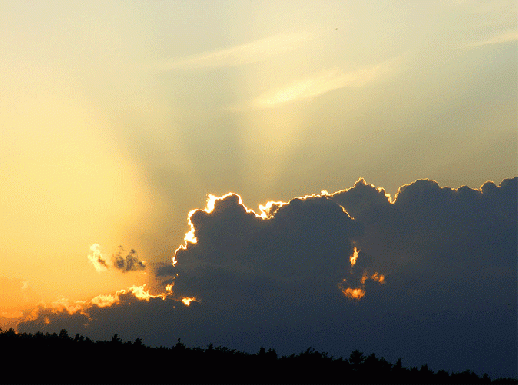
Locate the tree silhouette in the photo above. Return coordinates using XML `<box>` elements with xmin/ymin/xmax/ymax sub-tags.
<box><xmin>0</xmin><ymin>328</ymin><xmax>516</xmax><ymax>384</ymax></box>
<box><xmin>349</xmin><ymin>349</ymin><xmax>366</xmax><ymax>369</ymax></box>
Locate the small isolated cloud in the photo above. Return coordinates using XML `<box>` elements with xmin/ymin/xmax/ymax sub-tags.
<box><xmin>251</xmin><ymin>57</ymin><xmax>403</xmax><ymax>109</ymax></box>
<box><xmin>155</xmin><ymin>31</ymin><xmax>314</xmax><ymax>70</ymax></box>
<box><xmin>113</xmin><ymin>247</ymin><xmax>146</xmax><ymax>273</ymax></box>
<box><xmin>88</xmin><ymin>244</ymin><xmax>146</xmax><ymax>273</ymax></box>
<box><xmin>87</xmin><ymin>244</ymin><xmax>109</xmax><ymax>272</ymax></box>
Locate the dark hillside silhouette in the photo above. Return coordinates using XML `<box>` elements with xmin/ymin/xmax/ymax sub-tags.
<box><xmin>1</xmin><ymin>328</ymin><xmax>516</xmax><ymax>384</ymax></box>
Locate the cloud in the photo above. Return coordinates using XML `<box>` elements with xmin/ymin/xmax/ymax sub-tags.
<box><xmin>17</xmin><ymin>284</ymin><xmax>186</xmax><ymax>338</ymax></box>
<box><xmin>251</xmin><ymin>57</ymin><xmax>403</xmax><ymax>109</ymax></box>
<box><xmin>329</xmin><ymin>177</ymin><xmax>517</xmax><ymax>279</ymax></box>
<box><xmin>468</xmin><ymin>30</ymin><xmax>518</xmax><ymax>47</ymax></box>
<box><xmin>88</xmin><ymin>244</ymin><xmax>146</xmax><ymax>273</ymax></box>
<box><xmin>113</xmin><ymin>247</ymin><xmax>146</xmax><ymax>273</ymax></box>
<box><xmin>168</xmin><ymin>192</ymin><xmax>366</xmax><ymax>302</ymax></box>
<box><xmin>87</xmin><ymin>244</ymin><xmax>109</xmax><ymax>272</ymax></box>
<box><xmin>17</xmin><ymin>177</ymin><xmax>517</xmax><ymax>379</ymax></box>
<box><xmin>154</xmin><ymin>31</ymin><xmax>314</xmax><ymax>70</ymax></box>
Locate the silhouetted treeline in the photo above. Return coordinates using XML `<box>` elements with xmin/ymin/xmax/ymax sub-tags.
<box><xmin>0</xmin><ymin>328</ymin><xmax>516</xmax><ymax>384</ymax></box>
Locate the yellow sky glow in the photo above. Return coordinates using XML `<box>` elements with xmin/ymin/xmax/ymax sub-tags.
<box><xmin>0</xmin><ymin>0</ymin><xmax>515</xmax><ymax>329</ymax></box>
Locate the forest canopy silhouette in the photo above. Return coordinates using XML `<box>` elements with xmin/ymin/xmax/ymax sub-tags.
<box><xmin>1</xmin><ymin>328</ymin><xmax>517</xmax><ymax>384</ymax></box>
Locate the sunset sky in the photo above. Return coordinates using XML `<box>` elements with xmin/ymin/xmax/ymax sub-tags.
<box><xmin>1</xmin><ymin>0</ymin><xmax>516</xmax><ymax>380</ymax></box>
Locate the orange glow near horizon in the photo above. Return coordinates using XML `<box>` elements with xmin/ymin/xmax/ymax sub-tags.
<box><xmin>12</xmin><ymin>275</ymin><xmax>201</xmax><ymax>329</ymax></box>
<box><xmin>17</xmin><ymin>284</ymin><xmax>172</xmax><ymax>328</ymax></box>
<box><xmin>1</xmin><ymin>310</ymin><xmax>25</xmax><ymax>320</ymax></box>
<box><xmin>22</xmin><ymin>297</ymin><xmax>90</xmax><ymax>324</ymax></box>
<box><xmin>91</xmin><ymin>293</ymin><xmax>119</xmax><ymax>308</ymax></box>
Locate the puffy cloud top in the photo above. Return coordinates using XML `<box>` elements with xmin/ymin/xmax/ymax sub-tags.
<box><xmin>172</xmin><ymin>193</ymin><xmax>363</xmax><ymax>301</ymax></box>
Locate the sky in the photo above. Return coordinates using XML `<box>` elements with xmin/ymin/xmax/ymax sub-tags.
<box><xmin>1</xmin><ymin>0</ymin><xmax>517</xmax><ymax>379</ymax></box>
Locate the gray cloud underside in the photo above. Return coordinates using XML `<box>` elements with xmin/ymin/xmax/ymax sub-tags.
<box><xmin>19</xmin><ymin>177</ymin><xmax>517</xmax><ymax>379</ymax></box>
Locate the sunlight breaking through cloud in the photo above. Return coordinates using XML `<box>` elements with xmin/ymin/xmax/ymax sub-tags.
<box><xmin>350</xmin><ymin>247</ymin><xmax>359</xmax><ymax>267</ymax></box>
<box><xmin>339</xmin><ymin>247</ymin><xmax>386</xmax><ymax>300</ymax></box>
<box><xmin>181</xmin><ymin>297</ymin><xmax>197</xmax><ymax>306</ymax></box>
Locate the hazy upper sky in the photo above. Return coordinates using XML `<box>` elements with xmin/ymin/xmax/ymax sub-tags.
<box><xmin>1</xmin><ymin>0</ymin><xmax>516</xmax><ymax>378</ymax></box>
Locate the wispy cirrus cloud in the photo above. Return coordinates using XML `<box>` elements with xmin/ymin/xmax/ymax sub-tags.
<box><xmin>250</xmin><ymin>57</ymin><xmax>403</xmax><ymax>109</ymax></box>
<box><xmin>468</xmin><ymin>29</ymin><xmax>518</xmax><ymax>47</ymax></box>
<box><xmin>155</xmin><ymin>31</ymin><xmax>314</xmax><ymax>70</ymax></box>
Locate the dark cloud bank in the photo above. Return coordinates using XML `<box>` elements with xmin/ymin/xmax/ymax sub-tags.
<box><xmin>19</xmin><ymin>177</ymin><xmax>517</xmax><ymax>379</ymax></box>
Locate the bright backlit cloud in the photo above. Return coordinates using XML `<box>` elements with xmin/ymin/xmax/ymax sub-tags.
<box><xmin>87</xmin><ymin>244</ymin><xmax>146</xmax><ymax>273</ymax></box>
